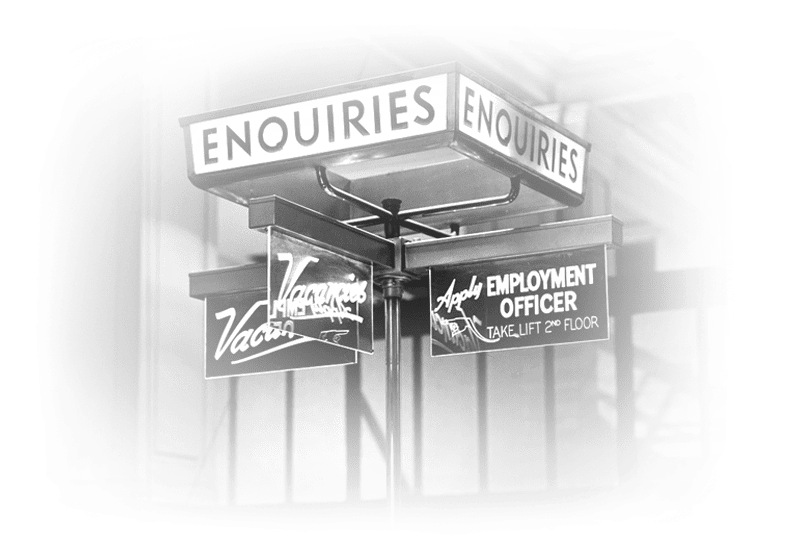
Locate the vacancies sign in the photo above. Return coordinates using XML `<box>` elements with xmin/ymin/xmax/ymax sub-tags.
<box><xmin>206</xmin><ymin>290</ymin><xmax>356</xmax><ymax>379</ymax></box>
<box><xmin>267</xmin><ymin>228</ymin><xmax>374</xmax><ymax>354</ymax></box>
<box><xmin>180</xmin><ymin>64</ymin><xmax>590</xmax><ymax>208</ymax></box>
<box><xmin>429</xmin><ymin>246</ymin><xmax>608</xmax><ymax>356</ymax></box>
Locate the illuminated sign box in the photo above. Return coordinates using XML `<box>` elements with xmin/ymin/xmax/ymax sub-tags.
<box><xmin>429</xmin><ymin>246</ymin><xmax>609</xmax><ymax>356</ymax></box>
<box><xmin>179</xmin><ymin>63</ymin><xmax>591</xmax><ymax>230</ymax></box>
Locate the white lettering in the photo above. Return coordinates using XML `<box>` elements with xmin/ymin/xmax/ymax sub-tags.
<box><xmin>510</xmin><ymin>272</ymin><xmax>522</xmax><ymax>293</ymax></box>
<box><xmin>540</xmin><ymin>267</ymin><xmax>566</xmax><ymax>289</ymax></box>
<box><xmin>497</xmin><ymin>274</ymin><xmax>509</xmax><ymax>294</ymax></box>
<box><xmin>457</xmin><ymin>76</ymin><xmax>586</xmax><ymax>195</ymax></box>
<box><xmin>231</xmin><ymin>329</ymin><xmax>252</xmax><ymax>354</ymax></box>
<box><xmin>565</xmin><ymin>290</ymin><xmax>577</xmax><ymax>311</ymax></box>
<box><xmin>540</xmin><ymin>294</ymin><xmax>553</xmax><ymax>314</ymax></box>
<box><xmin>526</xmin><ymin>270</ymin><xmax>541</xmax><ymax>291</ymax></box>
<box><xmin>272</xmin><ymin>253</ymin><xmax>369</xmax><ymax>323</ymax></box>
<box><xmin>190</xmin><ymin>75</ymin><xmax>449</xmax><ymax>175</ymax></box>
<box><xmin>585</xmin><ymin>263</ymin><xmax>596</xmax><ymax>285</ymax></box>
<box><xmin>500</xmin><ymin>297</ymin><xmax>514</xmax><ymax>318</ymax></box>
<box><xmin>434</xmin><ymin>276</ymin><xmax>483</xmax><ymax>314</ymax></box>
<box><xmin>213</xmin><ymin>300</ymin><xmax>294</xmax><ymax>362</ymax></box>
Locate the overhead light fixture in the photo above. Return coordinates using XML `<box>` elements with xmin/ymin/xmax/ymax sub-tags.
<box><xmin>179</xmin><ymin>63</ymin><xmax>591</xmax><ymax>232</ymax></box>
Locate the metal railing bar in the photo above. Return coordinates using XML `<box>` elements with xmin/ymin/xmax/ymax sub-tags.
<box><xmin>348</xmin><ymin>175</ymin><xmax>521</xmax><ymax>227</ymax></box>
<box><xmin>316</xmin><ymin>166</ymin><xmax>462</xmax><ymax>239</ymax></box>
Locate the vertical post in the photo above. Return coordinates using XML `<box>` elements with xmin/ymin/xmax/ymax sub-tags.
<box><xmin>228</xmin><ymin>377</ymin><xmax>237</xmax><ymax>505</ymax></box>
<box><xmin>345</xmin><ymin>358</ymin><xmax>362</xmax><ymax>501</ymax></box>
<box><xmin>614</xmin><ymin>242</ymin><xmax>651</xmax><ymax>483</ymax></box>
<box><xmin>697</xmin><ymin>307</ymin><xmax>710</xmax><ymax>461</ymax></box>
<box><xmin>476</xmin><ymin>353</ymin><xmax>489</xmax><ymax>493</ymax></box>
<box><xmin>380</xmin><ymin>200</ymin><xmax>406</xmax><ymax>518</ymax></box>
<box><xmin>381</xmin><ymin>276</ymin><xmax>404</xmax><ymax>517</ymax></box>
<box><xmin>543</xmin><ymin>346</ymin><xmax>557</xmax><ymax>489</ymax></box>
<box><xmin>285</xmin><ymin>370</ymin><xmax>294</xmax><ymax>503</ymax></box>
<box><xmin>412</xmin><ymin>334</ymin><xmax>423</xmax><ymax>495</ymax></box>
<box><xmin>614</xmin><ymin>311</ymin><xmax>639</xmax><ymax>489</ymax></box>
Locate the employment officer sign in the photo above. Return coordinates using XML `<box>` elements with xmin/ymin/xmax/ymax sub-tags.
<box><xmin>429</xmin><ymin>246</ymin><xmax>608</xmax><ymax>356</ymax></box>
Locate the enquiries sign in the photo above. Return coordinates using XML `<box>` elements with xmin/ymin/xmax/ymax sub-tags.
<box><xmin>180</xmin><ymin>63</ymin><xmax>590</xmax><ymax>209</ymax></box>
<box><xmin>457</xmin><ymin>76</ymin><xmax>587</xmax><ymax>196</ymax></box>
<box><xmin>188</xmin><ymin>74</ymin><xmax>448</xmax><ymax>176</ymax></box>
<box><xmin>429</xmin><ymin>246</ymin><xmax>608</xmax><ymax>356</ymax></box>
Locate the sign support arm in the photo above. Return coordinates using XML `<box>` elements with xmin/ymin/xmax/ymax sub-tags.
<box><xmin>349</xmin><ymin>175</ymin><xmax>521</xmax><ymax>228</ymax></box>
<box><xmin>316</xmin><ymin>167</ymin><xmax>451</xmax><ymax>239</ymax></box>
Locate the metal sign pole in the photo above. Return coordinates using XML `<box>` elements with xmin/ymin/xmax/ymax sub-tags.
<box><xmin>378</xmin><ymin>202</ymin><xmax>407</xmax><ymax>521</ymax></box>
<box><xmin>381</xmin><ymin>275</ymin><xmax>404</xmax><ymax>519</ymax></box>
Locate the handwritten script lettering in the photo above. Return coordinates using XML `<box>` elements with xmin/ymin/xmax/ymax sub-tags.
<box><xmin>271</xmin><ymin>252</ymin><xmax>368</xmax><ymax>323</ymax></box>
<box><xmin>431</xmin><ymin>276</ymin><xmax>498</xmax><ymax>354</ymax></box>
<box><xmin>434</xmin><ymin>276</ymin><xmax>482</xmax><ymax>314</ymax></box>
<box><xmin>214</xmin><ymin>300</ymin><xmax>306</xmax><ymax>364</ymax></box>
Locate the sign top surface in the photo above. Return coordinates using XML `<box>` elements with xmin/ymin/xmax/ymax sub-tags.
<box><xmin>180</xmin><ymin>63</ymin><xmax>592</xmax><ymax>230</ymax></box>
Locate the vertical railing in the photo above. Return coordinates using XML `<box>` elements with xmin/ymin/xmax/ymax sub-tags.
<box><xmin>476</xmin><ymin>353</ymin><xmax>489</xmax><ymax>493</ymax></box>
<box><xmin>227</xmin><ymin>378</ymin><xmax>237</xmax><ymax>505</ymax></box>
<box><xmin>614</xmin><ymin>247</ymin><xmax>640</xmax><ymax>488</ymax></box>
<box><xmin>285</xmin><ymin>371</ymin><xmax>295</xmax><ymax>503</ymax></box>
<box><xmin>543</xmin><ymin>346</ymin><xmax>557</xmax><ymax>489</ymax></box>
<box><xmin>413</xmin><ymin>335</ymin><xmax>423</xmax><ymax>496</ymax></box>
<box><xmin>697</xmin><ymin>307</ymin><xmax>710</xmax><ymax>461</ymax></box>
<box><xmin>345</xmin><ymin>359</ymin><xmax>362</xmax><ymax>501</ymax></box>
<box><xmin>614</xmin><ymin>314</ymin><xmax>635</xmax><ymax>483</ymax></box>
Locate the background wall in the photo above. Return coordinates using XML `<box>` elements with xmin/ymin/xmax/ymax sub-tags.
<box><xmin>37</xmin><ymin>42</ymin><xmax>145</xmax><ymax>503</ymax></box>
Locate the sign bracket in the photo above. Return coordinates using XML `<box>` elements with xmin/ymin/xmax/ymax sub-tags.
<box><xmin>347</xmin><ymin>175</ymin><xmax>522</xmax><ymax>229</ymax></box>
<box><xmin>316</xmin><ymin>166</ymin><xmax>451</xmax><ymax>239</ymax></box>
<box><xmin>405</xmin><ymin>214</ymin><xmax>623</xmax><ymax>272</ymax></box>
<box><xmin>248</xmin><ymin>195</ymin><xmax>396</xmax><ymax>269</ymax></box>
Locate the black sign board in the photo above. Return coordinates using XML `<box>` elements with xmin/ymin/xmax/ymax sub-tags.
<box><xmin>429</xmin><ymin>246</ymin><xmax>608</xmax><ymax>356</ymax></box>
<box><xmin>206</xmin><ymin>290</ymin><xmax>356</xmax><ymax>379</ymax></box>
<box><xmin>266</xmin><ymin>228</ymin><xmax>373</xmax><ymax>353</ymax></box>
